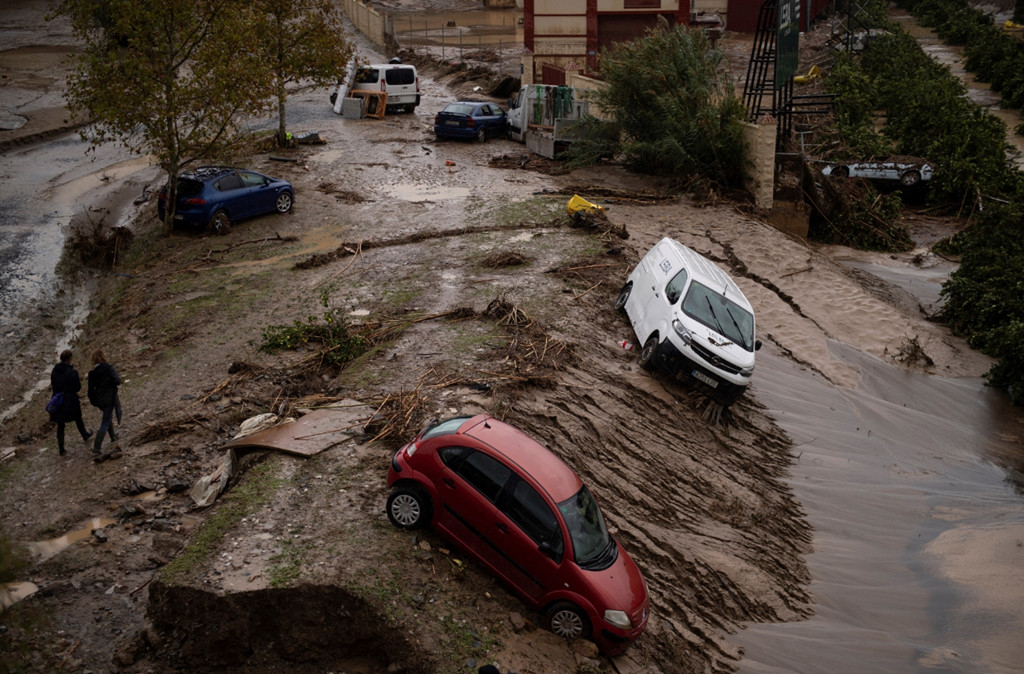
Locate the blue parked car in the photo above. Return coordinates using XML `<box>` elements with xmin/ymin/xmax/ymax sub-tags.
<box><xmin>433</xmin><ymin>101</ymin><xmax>507</xmax><ymax>143</ymax></box>
<box><xmin>157</xmin><ymin>167</ymin><xmax>294</xmax><ymax>235</ymax></box>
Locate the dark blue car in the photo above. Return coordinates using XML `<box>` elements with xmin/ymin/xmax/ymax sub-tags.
<box><xmin>157</xmin><ymin>167</ymin><xmax>294</xmax><ymax>235</ymax></box>
<box><xmin>433</xmin><ymin>101</ymin><xmax>507</xmax><ymax>143</ymax></box>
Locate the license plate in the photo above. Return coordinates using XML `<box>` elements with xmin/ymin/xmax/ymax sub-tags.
<box><xmin>692</xmin><ymin>369</ymin><xmax>718</xmax><ymax>388</ymax></box>
<box><xmin>445</xmin><ymin>120</ymin><xmax>459</xmax><ymax>126</ymax></box>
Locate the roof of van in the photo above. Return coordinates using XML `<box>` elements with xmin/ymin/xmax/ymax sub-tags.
<box><xmin>659</xmin><ymin>237</ymin><xmax>752</xmax><ymax>311</ymax></box>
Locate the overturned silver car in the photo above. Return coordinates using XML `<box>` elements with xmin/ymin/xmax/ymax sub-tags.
<box><xmin>821</xmin><ymin>157</ymin><xmax>933</xmax><ymax>187</ymax></box>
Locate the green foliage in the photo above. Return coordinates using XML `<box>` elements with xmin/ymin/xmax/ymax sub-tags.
<box><xmin>830</xmin><ymin>29</ymin><xmax>1024</xmax><ymax>204</ymax></box>
<box><xmin>259</xmin><ymin>291</ymin><xmax>368</xmax><ymax>367</ymax></box>
<box><xmin>899</xmin><ymin>0</ymin><xmax>1024</xmax><ymax>111</ymax></box>
<box><xmin>939</xmin><ymin>202</ymin><xmax>1024</xmax><ymax>402</ymax></box>
<box><xmin>253</xmin><ymin>0</ymin><xmax>354</xmax><ymax>145</ymax></box>
<box><xmin>570</xmin><ymin>22</ymin><xmax>748</xmax><ymax>186</ymax></box>
<box><xmin>810</xmin><ymin>188</ymin><xmax>911</xmax><ymax>251</ymax></box>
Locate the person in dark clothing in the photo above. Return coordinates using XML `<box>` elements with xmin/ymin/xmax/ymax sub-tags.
<box><xmin>49</xmin><ymin>350</ymin><xmax>92</xmax><ymax>456</ymax></box>
<box><xmin>87</xmin><ymin>348</ymin><xmax>122</xmax><ymax>454</ymax></box>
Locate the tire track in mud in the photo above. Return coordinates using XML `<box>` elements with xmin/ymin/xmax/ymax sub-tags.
<box><xmin>503</xmin><ymin>328</ymin><xmax>813</xmax><ymax>672</ymax></box>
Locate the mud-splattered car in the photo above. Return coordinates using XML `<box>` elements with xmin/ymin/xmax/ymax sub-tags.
<box><xmin>821</xmin><ymin>157</ymin><xmax>934</xmax><ymax>187</ymax></box>
<box><xmin>385</xmin><ymin>414</ymin><xmax>650</xmax><ymax>655</ymax></box>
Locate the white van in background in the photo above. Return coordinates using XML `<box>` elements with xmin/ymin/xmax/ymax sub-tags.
<box><xmin>350</xmin><ymin>62</ymin><xmax>420</xmax><ymax>113</ymax></box>
<box><xmin>615</xmin><ymin>237</ymin><xmax>761</xmax><ymax>405</ymax></box>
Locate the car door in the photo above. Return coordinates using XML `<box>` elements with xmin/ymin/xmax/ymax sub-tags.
<box><xmin>238</xmin><ymin>171</ymin><xmax>274</xmax><ymax>216</ymax></box>
<box><xmin>432</xmin><ymin>448</ymin><xmax>518</xmax><ymax>583</ymax></box>
<box><xmin>480</xmin><ymin>104</ymin><xmax>506</xmax><ymax>136</ymax></box>
<box><xmin>491</xmin><ymin>476</ymin><xmax>565</xmax><ymax>603</ymax></box>
<box><xmin>214</xmin><ymin>172</ymin><xmax>250</xmax><ymax>219</ymax></box>
<box><xmin>631</xmin><ymin>243</ymin><xmax>679</xmax><ymax>342</ymax></box>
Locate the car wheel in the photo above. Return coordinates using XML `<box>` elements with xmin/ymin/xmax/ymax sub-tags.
<box><xmin>275</xmin><ymin>191</ymin><xmax>293</xmax><ymax>214</ymax></box>
<box><xmin>404</xmin><ymin>103</ymin><xmax>416</xmax><ymax>113</ymax></box>
<box><xmin>614</xmin><ymin>283</ymin><xmax>632</xmax><ymax>313</ymax></box>
<box><xmin>831</xmin><ymin>166</ymin><xmax>849</xmax><ymax>179</ymax></box>
<box><xmin>386</xmin><ymin>485</ymin><xmax>431</xmax><ymax>530</ymax></box>
<box><xmin>476</xmin><ymin>128</ymin><xmax>486</xmax><ymax>143</ymax></box>
<box><xmin>207</xmin><ymin>210</ymin><xmax>231</xmax><ymax>235</ymax></box>
<box><xmin>546</xmin><ymin>602</ymin><xmax>591</xmax><ymax>641</ymax></box>
<box><xmin>900</xmin><ymin>170</ymin><xmax>921</xmax><ymax>187</ymax></box>
<box><xmin>637</xmin><ymin>335</ymin><xmax>660</xmax><ymax>371</ymax></box>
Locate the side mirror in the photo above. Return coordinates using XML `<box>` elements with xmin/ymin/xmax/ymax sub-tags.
<box><xmin>755</xmin><ymin>339</ymin><xmax>763</xmax><ymax>351</ymax></box>
<box><xmin>538</xmin><ymin>541</ymin><xmax>557</xmax><ymax>560</ymax></box>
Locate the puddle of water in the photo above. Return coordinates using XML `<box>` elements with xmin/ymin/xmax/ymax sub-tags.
<box><xmin>26</xmin><ymin>517</ymin><xmax>117</xmax><ymax>561</ymax></box>
<box><xmin>0</xmin><ymin>581</ymin><xmax>39</xmax><ymax>611</ymax></box>
<box><xmin>132</xmin><ymin>490</ymin><xmax>160</xmax><ymax>501</ymax></box>
<box><xmin>390</xmin><ymin>184</ymin><xmax>471</xmax><ymax>201</ymax></box>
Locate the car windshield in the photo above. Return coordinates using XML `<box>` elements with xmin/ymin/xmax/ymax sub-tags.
<box><xmin>681</xmin><ymin>280</ymin><xmax>755</xmax><ymax>350</ymax></box>
<box><xmin>557</xmin><ymin>486</ymin><xmax>614</xmax><ymax>569</ymax></box>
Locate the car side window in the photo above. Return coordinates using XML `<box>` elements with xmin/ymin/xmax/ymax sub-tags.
<box><xmin>453</xmin><ymin>450</ymin><xmax>511</xmax><ymax>504</ymax></box>
<box><xmin>503</xmin><ymin>480</ymin><xmax>563</xmax><ymax>561</ymax></box>
<box><xmin>438</xmin><ymin>445</ymin><xmax>467</xmax><ymax>466</ymax></box>
<box><xmin>355</xmin><ymin>67</ymin><xmax>378</xmax><ymax>84</ymax></box>
<box><xmin>665</xmin><ymin>268</ymin><xmax>688</xmax><ymax>304</ymax></box>
<box><xmin>239</xmin><ymin>172</ymin><xmax>264</xmax><ymax>188</ymax></box>
<box><xmin>216</xmin><ymin>174</ymin><xmax>244</xmax><ymax>191</ymax></box>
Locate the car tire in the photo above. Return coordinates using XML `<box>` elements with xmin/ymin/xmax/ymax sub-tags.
<box><xmin>275</xmin><ymin>191</ymin><xmax>293</xmax><ymax>214</ymax></box>
<box><xmin>404</xmin><ymin>103</ymin><xmax>416</xmax><ymax>113</ymax></box>
<box><xmin>386</xmin><ymin>485</ymin><xmax>431</xmax><ymax>530</ymax></box>
<box><xmin>546</xmin><ymin>602</ymin><xmax>591</xmax><ymax>641</ymax></box>
<box><xmin>638</xmin><ymin>335</ymin><xmax>660</xmax><ymax>371</ymax></box>
<box><xmin>207</xmin><ymin>210</ymin><xmax>231</xmax><ymax>236</ymax></box>
<box><xmin>900</xmin><ymin>170</ymin><xmax>921</xmax><ymax>187</ymax></box>
<box><xmin>831</xmin><ymin>166</ymin><xmax>849</xmax><ymax>179</ymax></box>
<box><xmin>614</xmin><ymin>283</ymin><xmax>632</xmax><ymax>313</ymax></box>
<box><xmin>476</xmin><ymin>128</ymin><xmax>487</xmax><ymax>143</ymax></box>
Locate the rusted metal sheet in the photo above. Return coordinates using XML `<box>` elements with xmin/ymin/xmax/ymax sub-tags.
<box><xmin>224</xmin><ymin>406</ymin><xmax>372</xmax><ymax>457</ymax></box>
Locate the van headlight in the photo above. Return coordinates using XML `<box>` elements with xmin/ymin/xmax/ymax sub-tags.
<box><xmin>604</xmin><ymin>609</ymin><xmax>632</xmax><ymax>629</ymax></box>
<box><xmin>671</xmin><ymin>319</ymin><xmax>692</xmax><ymax>345</ymax></box>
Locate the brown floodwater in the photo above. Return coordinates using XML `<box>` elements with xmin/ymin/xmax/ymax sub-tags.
<box><xmin>735</xmin><ymin>259</ymin><xmax>1024</xmax><ymax>672</ymax></box>
<box><xmin>26</xmin><ymin>516</ymin><xmax>117</xmax><ymax>561</ymax></box>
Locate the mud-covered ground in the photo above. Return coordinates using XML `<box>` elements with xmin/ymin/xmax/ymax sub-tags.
<box><xmin>1</xmin><ymin>3</ymin><xmax>1012</xmax><ymax>674</ymax></box>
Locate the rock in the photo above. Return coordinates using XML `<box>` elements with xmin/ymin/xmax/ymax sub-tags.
<box><xmin>508</xmin><ymin>611</ymin><xmax>528</xmax><ymax>633</ymax></box>
<box><xmin>165</xmin><ymin>477</ymin><xmax>189</xmax><ymax>492</ymax></box>
<box><xmin>92</xmin><ymin>529</ymin><xmax>108</xmax><ymax>543</ymax></box>
<box><xmin>118</xmin><ymin>504</ymin><xmax>146</xmax><ymax>520</ymax></box>
<box><xmin>571</xmin><ymin>639</ymin><xmax>600</xmax><ymax>659</ymax></box>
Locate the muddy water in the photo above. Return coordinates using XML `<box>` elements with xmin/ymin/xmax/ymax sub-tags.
<box><xmin>26</xmin><ymin>516</ymin><xmax>117</xmax><ymax>561</ymax></box>
<box><xmin>735</xmin><ymin>272</ymin><xmax>1024</xmax><ymax>671</ymax></box>
<box><xmin>0</xmin><ymin>581</ymin><xmax>39</xmax><ymax>610</ymax></box>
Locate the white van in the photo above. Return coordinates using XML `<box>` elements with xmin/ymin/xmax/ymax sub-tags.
<box><xmin>351</xmin><ymin>63</ymin><xmax>420</xmax><ymax>113</ymax></box>
<box><xmin>616</xmin><ymin>237</ymin><xmax>761</xmax><ymax>405</ymax></box>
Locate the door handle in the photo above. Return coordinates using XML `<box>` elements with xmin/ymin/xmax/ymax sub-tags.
<box><xmin>442</xmin><ymin>478</ymin><xmax>455</xmax><ymax>489</ymax></box>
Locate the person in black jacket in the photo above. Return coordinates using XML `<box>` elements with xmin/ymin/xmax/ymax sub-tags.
<box><xmin>49</xmin><ymin>350</ymin><xmax>93</xmax><ymax>456</ymax></box>
<box><xmin>87</xmin><ymin>348</ymin><xmax>122</xmax><ymax>454</ymax></box>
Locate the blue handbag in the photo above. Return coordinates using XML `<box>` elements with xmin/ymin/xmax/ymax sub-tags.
<box><xmin>45</xmin><ymin>392</ymin><xmax>64</xmax><ymax>415</ymax></box>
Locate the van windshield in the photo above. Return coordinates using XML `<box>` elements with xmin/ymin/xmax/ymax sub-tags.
<box><xmin>682</xmin><ymin>280</ymin><xmax>755</xmax><ymax>350</ymax></box>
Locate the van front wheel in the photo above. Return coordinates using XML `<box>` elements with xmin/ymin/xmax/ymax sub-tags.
<box><xmin>638</xmin><ymin>336</ymin><xmax>660</xmax><ymax>371</ymax></box>
<box><xmin>614</xmin><ymin>284</ymin><xmax>631</xmax><ymax>312</ymax></box>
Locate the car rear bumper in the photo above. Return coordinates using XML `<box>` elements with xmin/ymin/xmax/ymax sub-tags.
<box><xmin>434</xmin><ymin>124</ymin><xmax>477</xmax><ymax>139</ymax></box>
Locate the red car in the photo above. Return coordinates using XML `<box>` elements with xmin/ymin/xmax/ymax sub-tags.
<box><xmin>386</xmin><ymin>414</ymin><xmax>649</xmax><ymax>655</ymax></box>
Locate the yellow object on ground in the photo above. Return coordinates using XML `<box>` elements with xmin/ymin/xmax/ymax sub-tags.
<box><xmin>794</xmin><ymin>65</ymin><xmax>821</xmax><ymax>85</ymax></box>
<box><xmin>567</xmin><ymin>194</ymin><xmax>604</xmax><ymax>216</ymax></box>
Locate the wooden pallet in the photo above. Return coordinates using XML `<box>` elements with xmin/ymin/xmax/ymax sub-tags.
<box><xmin>350</xmin><ymin>90</ymin><xmax>387</xmax><ymax>119</ymax></box>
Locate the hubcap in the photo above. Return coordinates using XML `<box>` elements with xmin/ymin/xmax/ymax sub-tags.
<box><xmin>391</xmin><ymin>494</ymin><xmax>420</xmax><ymax>526</ymax></box>
<box><xmin>550</xmin><ymin>609</ymin><xmax>583</xmax><ymax>639</ymax></box>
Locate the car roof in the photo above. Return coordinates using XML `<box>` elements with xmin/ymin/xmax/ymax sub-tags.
<box><xmin>458</xmin><ymin>414</ymin><xmax>582</xmax><ymax>503</ymax></box>
<box><xmin>658</xmin><ymin>237</ymin><xmax>753</xmax><ymax>312</ymax></box>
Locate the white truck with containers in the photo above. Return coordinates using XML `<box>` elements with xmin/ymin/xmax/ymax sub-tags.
<box><xmin>616</xmin><ymin>237</ymin><xmax>761</xmax><ymax>405</ymax></box>
<box><xmin>506</xmin><ymin>84</ymin><xmax>590</xmax><ymax>159</ymax></box>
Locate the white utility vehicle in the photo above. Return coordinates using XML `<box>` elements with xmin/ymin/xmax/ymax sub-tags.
<box><xmin>615</xmin><ymin>237</ymin><xmax>761</xmax><ymax>405</ymax></box>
